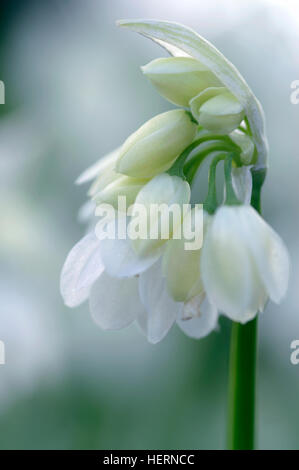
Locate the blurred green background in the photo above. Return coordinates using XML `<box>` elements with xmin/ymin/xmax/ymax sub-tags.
<box><xmin>0</xmin><ymin>0</ymin><xmax>298</xmax><ymax>450</ymax></box>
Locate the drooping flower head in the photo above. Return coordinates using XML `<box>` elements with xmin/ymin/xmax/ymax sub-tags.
<box><xmin>60</xmin><ymin>19</ymin><xmax>289</xmax><ymax>344</ymax></box>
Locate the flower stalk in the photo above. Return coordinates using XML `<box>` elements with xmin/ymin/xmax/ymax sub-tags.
<box><xmin>227</xmin><ymin>167</ymin><xmax>265</xmax><ymax>450</ymax></box>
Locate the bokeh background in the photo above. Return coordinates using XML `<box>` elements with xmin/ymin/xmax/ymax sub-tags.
<box><xmin>0</xmin><ymin>0</ymin><xmax>298</xmax><ymax>450</ymax></box>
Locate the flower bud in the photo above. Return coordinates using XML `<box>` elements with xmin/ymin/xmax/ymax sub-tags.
<box><xmin>141</xmin><ymin>57</ymin><xmax>222</xmax><ymax>107</ymax></box>
<box><xmin>229</xmin><ymin>129</ymin><xmax>255</xmax><ymax>165</ymax></box>
<box><xmin>93</xmin><ymin>174</ymin><xmax>148</xmax><ymax>210</ymax></box>
<box><xmin>190</xmin><ymin>87</ymin><xmax>244</xmax><ymax>134</ymax></box>
<box><xmin>116</xmin><ymin>110</ymin><xmax>197</xmax><ymax>178</ymax></box>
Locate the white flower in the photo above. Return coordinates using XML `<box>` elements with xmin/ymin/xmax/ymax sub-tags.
<box><xmin>201</xmin><ymin>205</ymin><xmax>290</xmax><ymax>323</ymax></box>
<box><xmin>60</xmin><ymin>204</ymin><xmax>218</xmax><ymax>343</ymax></box>
<box><xmin>61</xmin><ymin>19</ymin><xmax>286</xmax><ymax>345</ymax></box>
<box><xmin>60</xmin><ymin>226</ymin><xmax>218</xmax><ymax>343</ymax></box>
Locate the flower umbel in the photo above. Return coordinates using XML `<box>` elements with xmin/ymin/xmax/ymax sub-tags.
<box><xmin>60</xmin><ymin>19</ymin><xmax>289</xmax><ymax>347</ymax></box>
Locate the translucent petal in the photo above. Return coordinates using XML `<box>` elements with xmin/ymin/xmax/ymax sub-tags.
<box><xmin>138</xmin><ymin>261</ymin><xmax>183</xmax><ymax>343</ymax></box>
<box><xmin>60</xmin><ymin>232</ymin><xmax>104</xmax><ymax>307</ymax></box>
<box><xmin>90</xmin><ymin>273</ymin><xmax>143</xmax><ymax>330</ymax></box>
<box><xmin>177</xmin><ymin>294</ymin><xmax>218</xmax><ymax>339</ymax></box>
<box><xmin>238</xmin><ymin>206</ymin><xmax>290</xmax><ymax>304</ymax></box>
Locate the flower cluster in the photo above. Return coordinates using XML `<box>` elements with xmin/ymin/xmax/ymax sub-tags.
<box><xmin>60</xmin><ymin>20</ymin><xmax>289</xmax><ymax>343</ymax></box>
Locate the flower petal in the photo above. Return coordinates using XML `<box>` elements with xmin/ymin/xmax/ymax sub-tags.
<box><xmin>131</xmin><ymin>173</ymin><xmax>190</xmax><ymax>257</ymax></box>
<box><xmin>238</xmin><ymin>206</ymin><xmax>290</xmax><ymax>304</ymax></box>
<box><xmin>177</xmin><ymin>294</ymin><xmax>218</xmax><ymax>339</ymax></box>
<box><xmin>162</xmin><ymin>207</ymin><xmax>204</xmax><ymax>302</ymax></box>
<box><xmin>75</xmin><ymin>147</ymin><xmax>119</xmax><ymax>185</ymax></box>
<box><xmin>138</xmin><ymin>261</ymin><xmax>183</xmax><ymax>343</ymax></box>
<box><xmin>98</xmin><ymin>215</ymin><xmax>163</xmax><ymax>277</ymax></box>
<box><xmin>117</xmin><ymin>19</ymin><xmax>268</xmax><ymax>169</ymax></box>
<box><xmin>100</xmin><ymin>234</ymin><xmax>162</xmax><ymax>278</ymax></box>
<box><xmin>90</xmin><ymin>273</ymin><xmax>143</xmax><ymax>330</ymax></box>
<box><xmin>60</xmin><ymin>232</ymin><xmax>104</xmax><ymax>307</ymax></box>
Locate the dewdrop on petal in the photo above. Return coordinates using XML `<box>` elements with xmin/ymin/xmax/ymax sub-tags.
<box><xmin>141</xmin><ymin>57</ymin><xmax>222</xmax><ymax>107</ymax></box>
<box><xmin>116</xmin><ymin>109</ymin><xmax>197</xmax><ymax>178</ymax></box>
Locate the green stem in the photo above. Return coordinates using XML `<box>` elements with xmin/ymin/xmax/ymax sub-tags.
<box><xmin>224</xmin><ymin>154</ymin><xmax>241</xmax><ymax>206</ymax></box>
<box><xmin>203</xmin><ymin>153</ymin><xmax>225</xmax><ymax>214</ymax></box>
<box><xmin>227</xmin><ymin>167</ymin><xmax>266</xmax><ymax>450</ymax></box>
<box><xmin>227</xmin><ymin>319</ymin><xmax>257</xmax><ymax>450</ymax></box>
<box><xmin>167</xmin><ymin>134</ymin><xmax>240</xmax><ymax>179</ymax></box>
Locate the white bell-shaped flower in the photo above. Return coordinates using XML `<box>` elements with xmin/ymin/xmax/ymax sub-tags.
<box><xmin>201</xmin><ymin>205</ymin><xmax>290</xmax><ymax>323</ymax></box>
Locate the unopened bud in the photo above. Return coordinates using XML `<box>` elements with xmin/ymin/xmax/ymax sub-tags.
<box><xmin>142</xmin><ymin>57</ymin><xmax>222</xmax><ymax>107</ymax></box>
<box><xmin>190</xmin><ymin>87</ymin><xmax>244</xmax><ymax>134</ymax></box>
<box><xmin>116</xmin><ymin>110</ymin><xmax>197</xmax><ymax>178</ymax></box>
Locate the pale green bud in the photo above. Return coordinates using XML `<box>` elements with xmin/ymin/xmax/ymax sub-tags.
<box><xmin>116</xmin><ymin>110</ymin><xmax>197</xmax><ymax>178</ymax></box>
<box><xmin>141</xmin><ymin>57</ymin><xmax>222</xmax><ymax>107</ymax></box>
<box><xmin>229</xmin><ymin>129</ymin><xmax>255</xmax><ymax>165</ymax></box>
<box><xmin>190</xmin><ymin>87</ymin><xmax>244</xmax><ymax>134</ymax></box>
<box><xmin>93</xmin><ymin>174</ymin><xmax>148</xmax><ymax>210</ymax></box>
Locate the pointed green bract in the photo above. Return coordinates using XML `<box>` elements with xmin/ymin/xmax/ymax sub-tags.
<box><xmin>117</xmin><ymin>19</ymin><xmax>268</xmax><ymax>169</ymax></box>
